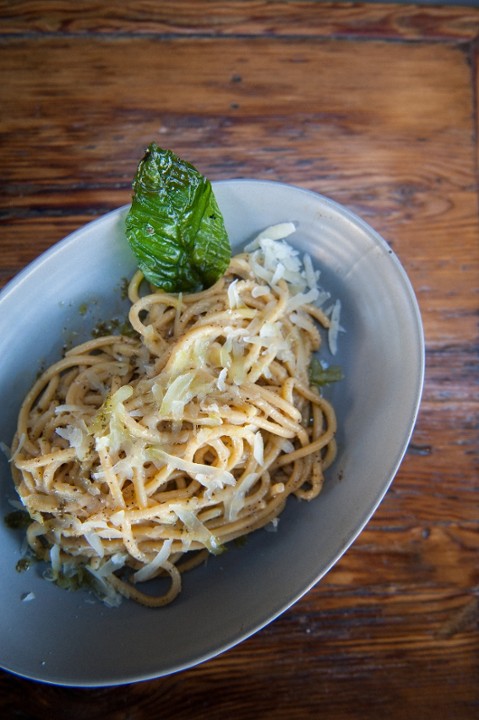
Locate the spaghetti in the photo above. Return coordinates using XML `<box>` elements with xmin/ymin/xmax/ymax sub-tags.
<box><xmin>11</xmin><ymin>224</ymin><xmax>338</xmax><ymax>607</ymax></box>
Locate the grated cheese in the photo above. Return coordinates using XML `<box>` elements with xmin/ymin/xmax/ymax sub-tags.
<box><xmin>328</xmin><ymin>299</ymin><xmax>342</xmax><ymax>356</ymax></box>
<box><xmin>132</xmin><ymin>539</ymin><xmax>173</xmax><ymax>583</ymax></box>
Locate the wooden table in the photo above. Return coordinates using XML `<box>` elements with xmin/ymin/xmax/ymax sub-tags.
<box><xmin>1</xmin><ymin>2</ymin><xmax>478</xmax><ymax>718</ymax></box>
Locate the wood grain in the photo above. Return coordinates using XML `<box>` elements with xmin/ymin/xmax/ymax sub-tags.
<box><xmin>1</xmin><ymin>0</ymin><xmax>478</xmax><ymax>41</ymax></box>
<box><xmin>0</xmin><ymin>2</ymin><xmax>478</xmax><ymax>718</ymax></box>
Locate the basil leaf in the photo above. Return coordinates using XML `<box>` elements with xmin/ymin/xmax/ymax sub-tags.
<box><xmin>125</xmin><ymin>144</ymin><xmax>231</xmax><ymax>292</ymax></box>
<box><xmin>309</xmin><ymin>357</ymin><xmax>344</xmax><ymax>387</ymax></box>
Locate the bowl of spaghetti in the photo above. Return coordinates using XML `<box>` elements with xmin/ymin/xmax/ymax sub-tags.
<box><xmin>0</xmin><ymin>179</ymin><xmax>424</xmax><ymax>686</ymax></box>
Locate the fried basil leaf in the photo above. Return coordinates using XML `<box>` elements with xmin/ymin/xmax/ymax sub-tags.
<box><xmin>125</xmin><ymin>144</ymin><xmax>231</xmax><ymax>292</ymax></box>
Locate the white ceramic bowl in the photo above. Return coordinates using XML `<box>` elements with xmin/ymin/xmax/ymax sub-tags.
<box><xmin>0</xmin><ymin>180</ymin><xmax>424</xmax><ymax>686</ymax></box>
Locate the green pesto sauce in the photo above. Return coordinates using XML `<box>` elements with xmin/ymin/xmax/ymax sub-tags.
<box><xmin>91</xmin><ymin>317</ymin><xmax>138</xmax><ymax>339</ymax></box>
<box><xmin>53</xmin><ymin>568</ymin><xmax>94</xmax><ymax>592</ymax></box>
<box><xmin>120</xmin><ymin>276</ymin><xmax>130</xmax><ymax>300</ymax></box>
<box><xmin>16</xmin><ymin>556</ymin><xmax>32</xmax><ymax>573</ymax></box>
<box><xmin>233</xmin><ymin>535</ymin><xmax>248</xmax><ymax>548</ymax></box>
<box><xmin>4</xmin><ymin>510</ymin><xmax>32</xmax><ymax>529</ymax></box>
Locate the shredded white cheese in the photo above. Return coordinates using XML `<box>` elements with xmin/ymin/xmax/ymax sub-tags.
<box><xmin>132</xmin><ymin>539</ymin><xmax>173</xmax><ymax>583</ymax></box>
<box><xmin>328</xmin><ymin>299</ymin><xmax>342</xmax><ymax>356</ymax></box>
<box><xmin>253</xmin><ymin>431</ymin><xmax>264</xmax><ymax>465</ymax></box>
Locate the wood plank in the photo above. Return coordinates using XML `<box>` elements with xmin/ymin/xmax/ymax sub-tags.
<box><xmin>1</xmin><ymin>0</ymin><xmax>478</xmax><ymax>41</ymax></box>
<box><xmin>1</xmin><ymin>37</ymin><xmax>473</xmax><ymax>194</ymax></box>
